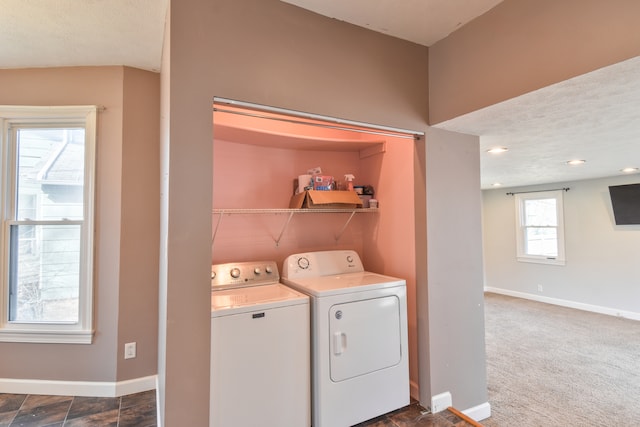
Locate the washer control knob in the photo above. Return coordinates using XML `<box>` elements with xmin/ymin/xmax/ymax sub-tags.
<box><xmin>335</xmin><ymin>310</ymin><xmax>343</xmax><ymax>320</ymax></box>
<box><xmin>346</xmin><ymin>255</ymin><xmax>354</xmax><ymax>263</ymax></box>
<box><xmin>297</xmin><ymin>257</ymin><xmax>310</xmax><ymax>269</ymax></box>
<box><xmin>230</xmin><ymin>268</ymin><xmax>241</xmax><ymax>279</ymax></box>
<box><xmin>265</xmin><ymin>266</ymin><xmax>273</xmax><ymax>274</ymax></box>
<box><xmin>211</xmin><ymin>271</ymin><xmax>216</xmax><ymax>280</ymax></box>
<box><xmin>254</xmin><ymin>267</ymin><xmax>262</xmax><ymax>275</ymax></box>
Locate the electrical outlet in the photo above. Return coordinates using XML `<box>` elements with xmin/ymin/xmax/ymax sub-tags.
<box><xmin>537</xmin><ymin>284</ymin><xmax>544</xmax><ymax>292</ymax></box>
<box><xmin>124</xmin><ymin>342</ymin><xmax>137</xmax><ymax>359</ymax></box>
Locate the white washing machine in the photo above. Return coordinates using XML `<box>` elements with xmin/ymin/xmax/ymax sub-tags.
<box><xmin>282</xmin><ymin>250</ymin><xmax>409</xmax><ymax>427</ymax></box>
<box><xmin>210</xmin><ymin>260</ymin><xmax>310</xmax><ymax>427</ymax></box>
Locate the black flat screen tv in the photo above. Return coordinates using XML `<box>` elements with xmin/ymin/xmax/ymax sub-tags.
<box><xmin>609</xmin><ymin>183</ymin><xmax>640</xmax><ymax>225</ymax></box>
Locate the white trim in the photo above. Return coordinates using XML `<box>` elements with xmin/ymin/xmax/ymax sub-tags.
<box><xmin>155</xmin><ymin>375</ymin><xmax>163</xmax><ymax>427</ymax></box>
<box><xmin>0</xmin><ymin>328</ymin><xmax>93</xmax><ymax>343</ymax></box>
<box><xmin>0</xmin><ymin>375</ymin><xmax>157</xmax><ymax>397</ymax></box>
<box><xmin>0</xmin><ymin>106</ymin><xmax>97</xmax><ymax>343</ymax></box>
<box><xmin>485</xmin><ymin>287</ymin><xmax>640</xmax><ymax>321</ymax></box>
<box><xmin>213</xmin><ymin>97</ymin><xmax>425</xmax><ymax>137</ymax></box>
<box><xmin>462</xmin><ymin>402</ymin><xmax>491</xmax><ymax>421</ymax></box>
<box><xmin>430</xmin><ymin>391</ymin><xmax>452</xmax><ymax>413</ymax></box>
<box><xmin>515</xmin><ymin>190</ymin><xmax>566</xmax><ymax>266</ymax></box>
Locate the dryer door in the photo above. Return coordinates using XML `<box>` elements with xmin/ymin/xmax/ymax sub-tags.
<box><xmin>329</xmin><ymin>295</ymin><xmax>401</xmax><ymax>382</ymax></box>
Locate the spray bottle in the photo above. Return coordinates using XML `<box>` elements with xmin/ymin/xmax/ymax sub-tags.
<box><xmin>344</xmin><ymin>174</ymin><xmax>355</xmax><ymax>191</ymax></box>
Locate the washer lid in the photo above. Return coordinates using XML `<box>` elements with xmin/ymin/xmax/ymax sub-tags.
<box><xmin>282</xmin><ymin>272</ymin><xmax>405</xmax><ymax>297</ymax></box>
<box><xmin>211</xmin><ymin>283</ymin><xmax>308</xmax><ymax>316</ymax></box>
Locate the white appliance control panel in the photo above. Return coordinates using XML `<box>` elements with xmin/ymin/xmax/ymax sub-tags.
<box><xmin>211</xmin><ymin>261</ymin><xmax>279</xmax><ymax>290</ymax></box>
<box><xmin>283</xmin><ymin>250</ymin><xmax>364</xmax><ymax>279</ymax></box>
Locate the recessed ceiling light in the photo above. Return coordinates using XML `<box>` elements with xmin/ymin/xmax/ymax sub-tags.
<box><xmin>566</xmin><ymin>159</ymin><xmax>586</xmax><ymax>166</ymax></box>
<box><xmin>621</xmin><ymin>167</ymin><xmax>639</xmax><ymax>173</ymax></box>
<box><xmin>492</xmin><ymin>182</ymin><xmax>502</xmax><ymax>187</ymax></box>
<box><xmin>486</xmin><ymin>147</ymin><xmax>508</xmax><ymax>154</ymax></box>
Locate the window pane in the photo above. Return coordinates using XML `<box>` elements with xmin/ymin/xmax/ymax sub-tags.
<box><xmin>9</xmin><ymin>224</ymin><xmax>80</xmax><ymax>323</ymax></box>
<box><xmin>16</xmin><ymin>128</ymin><xmax>85</xmax><ymax>221</ymax></box>
<box><xmin>523</xmin><ymin>198</ymin><xmax>557</xmax><ymax>226</ymax></box>
<box><xmin>524</xmin><ymin>226</ymin><xmax>558</xmax><ymax>257</ymax></box>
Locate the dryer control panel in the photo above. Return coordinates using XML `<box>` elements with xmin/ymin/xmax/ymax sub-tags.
<box><xmin>283</xmin><ymin>250</ymin><xmax>364</xmax><ymax>279</ymax></box>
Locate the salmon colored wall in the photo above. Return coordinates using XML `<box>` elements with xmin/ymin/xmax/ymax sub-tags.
<box><xmin>212</xmin><ymin>129</ymin><xmax>419</xmax><ymax>397</ymax></box>
<box><xmin>212</xmin><ymin>141</ymin><xmax>362</xmax><ymax>210</ymax></box>
<box><xmin>359</xmin><ymin>135</ymin><xmax>417</xmax><ymax>391</ymax></box>
<box><xmin>212</xmin><ymin>139</ymin><xmax>365</xmax><ymax>264</ymax></box>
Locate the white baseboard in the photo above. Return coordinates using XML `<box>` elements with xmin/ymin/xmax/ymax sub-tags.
<box><xmin>410</xmin><ymin>379</ymin><xmax>419</xmax><ymax>401</ymax></box>
<box><xmin>0</xmin><ymin>374</ymin><xmax>157</xmax><ymax>397</ymax></box>
<box><xmin>430</xmin><ymin>391</ymin><xmax>452</xmax><ymax>413</ymax></box>
<box><xmin>155</xmin><ymin>376</ymin><xmax>163</xmax><ymax>427</ymax></box>
<box><xmin>462</xmin><ymin>401</ymin><xmax>491</xmax><ymax>421</ymax></box>
<box><xmin>484</xmin><ymin>287</ymin><xmax>640</xmax><ymax>321</ymax></box>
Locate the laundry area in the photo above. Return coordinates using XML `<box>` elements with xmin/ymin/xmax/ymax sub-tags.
<box><xmin>210</xmin><ymin>98</ymin><xmax>420</xmax><ymax>426</ymax></box>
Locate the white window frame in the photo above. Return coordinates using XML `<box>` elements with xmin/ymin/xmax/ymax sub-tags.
<box><xmin>515</xmin><ymin>190</ymin><xmax>566</xmax><ymax>266</ymax></box>
<box><xmin>0</xmin><ymin>106</ymin><xmax>96</xmax><ymax>343</ymax></box>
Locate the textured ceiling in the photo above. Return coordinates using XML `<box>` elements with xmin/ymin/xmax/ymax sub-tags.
<box><xmin>435</xmin><ymin>56</ymin><xmax>640</xmax><ymax>189</ymax></box>
<box><xmin>1</xmin><ymin>0</ymin><xmax>638</xmax><ymax>189</ymax></box>
<box><xmin>0</xmin><ymin>0</ymin><xmax>168</xmax><ymax>72</ymax></box>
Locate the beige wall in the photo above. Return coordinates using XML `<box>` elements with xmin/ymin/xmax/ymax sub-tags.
<box><xmin>118</xmin><ymin>67</ymin><xmax>160</xmax><ymax>381</ymax></box>
<box><xmin>163</xmin><ymin>0</ymin><xmax>640</xmax><ymax>422</ymax></box>
<box><xmin>483</xmin><ymin>174</ymin><xmax>640</xmax><ymax>315</ymax></box>
<box><xmin>421</xmin><ymin>127</ymin><xmax>487</xmax><ymax>410</ymax></box>
<box><xmin>0</xmin><ymin>66</ymin><xmax>159</xmax><ymax>383</ymax></box>
<box><xmin>162</xmin><ymin>0</ymin><xmax>429</xmax><ymax>424</ymax></box>
<box><xmin>429</xmin><ymin>0</ymin><xmax>640</xmax><ymax>124</ymax></box>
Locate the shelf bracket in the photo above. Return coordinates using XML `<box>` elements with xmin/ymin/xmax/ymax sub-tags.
<box><xmin>211</xmin><ymin>211</ymin><xmax>225</xmax><ymax>248</ymax></box>
<box><xmin>335</xmin><ymin>211</ymin><xmax>357</xmax><ymax>243</ymax></box>
<box><xmin>275</xmin><ymin>211</ymin><xmax>296</xmax><ymax>247</ymax></box>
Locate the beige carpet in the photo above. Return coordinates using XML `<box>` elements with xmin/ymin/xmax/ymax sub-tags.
<box><xmin>482</xmin><ymin>292</ymin><xmax>640</xmax><ymax>426</ymax></box>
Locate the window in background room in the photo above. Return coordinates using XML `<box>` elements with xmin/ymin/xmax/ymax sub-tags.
<box><xmin>515</xmin><ymin>190</ymin><xmax>565</xmax><ymax>265</ymax></box>
<box><xmin>0</xmin><ymin>106</ymin><xmax>96</xmax><ymax>343</ymax></box>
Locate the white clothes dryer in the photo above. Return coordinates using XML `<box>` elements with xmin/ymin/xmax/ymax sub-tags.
<box><xmin>282</xmin><ymin>250</ymin><xmax>409</xmax><ymax>427</ymax></box>
<box><xmin>210</xmin><ymin>260</ymin><xmax>310</xmax><ymax>427</ymax></box>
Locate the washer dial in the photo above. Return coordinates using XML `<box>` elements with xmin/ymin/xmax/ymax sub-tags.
<box><xmin>297</xmin><ymin>257</ymin><xmax>310</xmax><ymax>269</ymax></box>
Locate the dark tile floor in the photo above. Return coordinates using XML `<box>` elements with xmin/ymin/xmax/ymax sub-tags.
<box><xmin>355</xmin><ymin>401</ymin><xmax>481</xmax><ymax>427</ymax></box>
<box><xmin>1</xmin><ymin>390</ymin><xmax>480</xmax><ymax>427</ymax></box>
<box><xmin>0</xmin><ymin>389</ymin><xmax>156</xmax><ymax>427</ymax></box>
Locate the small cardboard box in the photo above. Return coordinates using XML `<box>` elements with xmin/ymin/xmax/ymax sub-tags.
<box><xmin>289</xmin><ymin>190</ymin><xmax>363</xmax><ymax>209</ymax></box>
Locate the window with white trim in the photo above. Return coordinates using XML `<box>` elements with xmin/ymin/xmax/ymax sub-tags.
<box><xmin>0</xmin><ymin>106</ymin><xmax>96</xmax><ymax>343</ymax></box>
<box><xmin>515</xmin><ymin>190</ymin><xmax>565</xmax><ymax>265</ymax></box>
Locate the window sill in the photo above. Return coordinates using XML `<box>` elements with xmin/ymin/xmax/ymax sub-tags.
<box><xmin>0</xmin><ymin>329</ymin><xmax>94</xmax><ymax>344</ymax></box>
<box><xmin>517</xmin><ymin>256</ymin><xmax>565</xmax><ymax>266</ymax></box>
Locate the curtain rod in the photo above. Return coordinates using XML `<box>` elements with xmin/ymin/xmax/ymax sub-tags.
<box><xmin>506</xmin><ymin>187</ymin><xmax>570</xmax><ymax>196</ymax></box>
<box><xmin>213</xmin><ymin>107</ymin><xmax>420</xmax><ymax>140</ymax></box>
<box><xmin>213</xmin><ymin>96</ymin><xmax>424</xmax><ymax>139</ymax></box>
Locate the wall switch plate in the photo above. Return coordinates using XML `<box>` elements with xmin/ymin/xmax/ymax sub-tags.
<box><xmin>124</xmin><ymin>342</ymin><xmax>137</xmax><ymax>359</ymax></box>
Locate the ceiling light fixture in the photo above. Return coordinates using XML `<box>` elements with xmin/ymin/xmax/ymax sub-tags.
<box><xmin>492</xmin><ymin>183</ymin><xmax>502</xmax><ymax>187</ymax></box>
<box><xmin>486</xmin><ymin>147</ymin><xmax>508</xmax><ymax>154</ymax></box>
<box><xmin>620</xmin><ymin>167</ymin><xmax>639</xmax><ymax>173</ymax></box>
<box><xmin>566</xmin><ymin>159</ymin><xmax>586</xmax><ymax>166</ymax></box>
